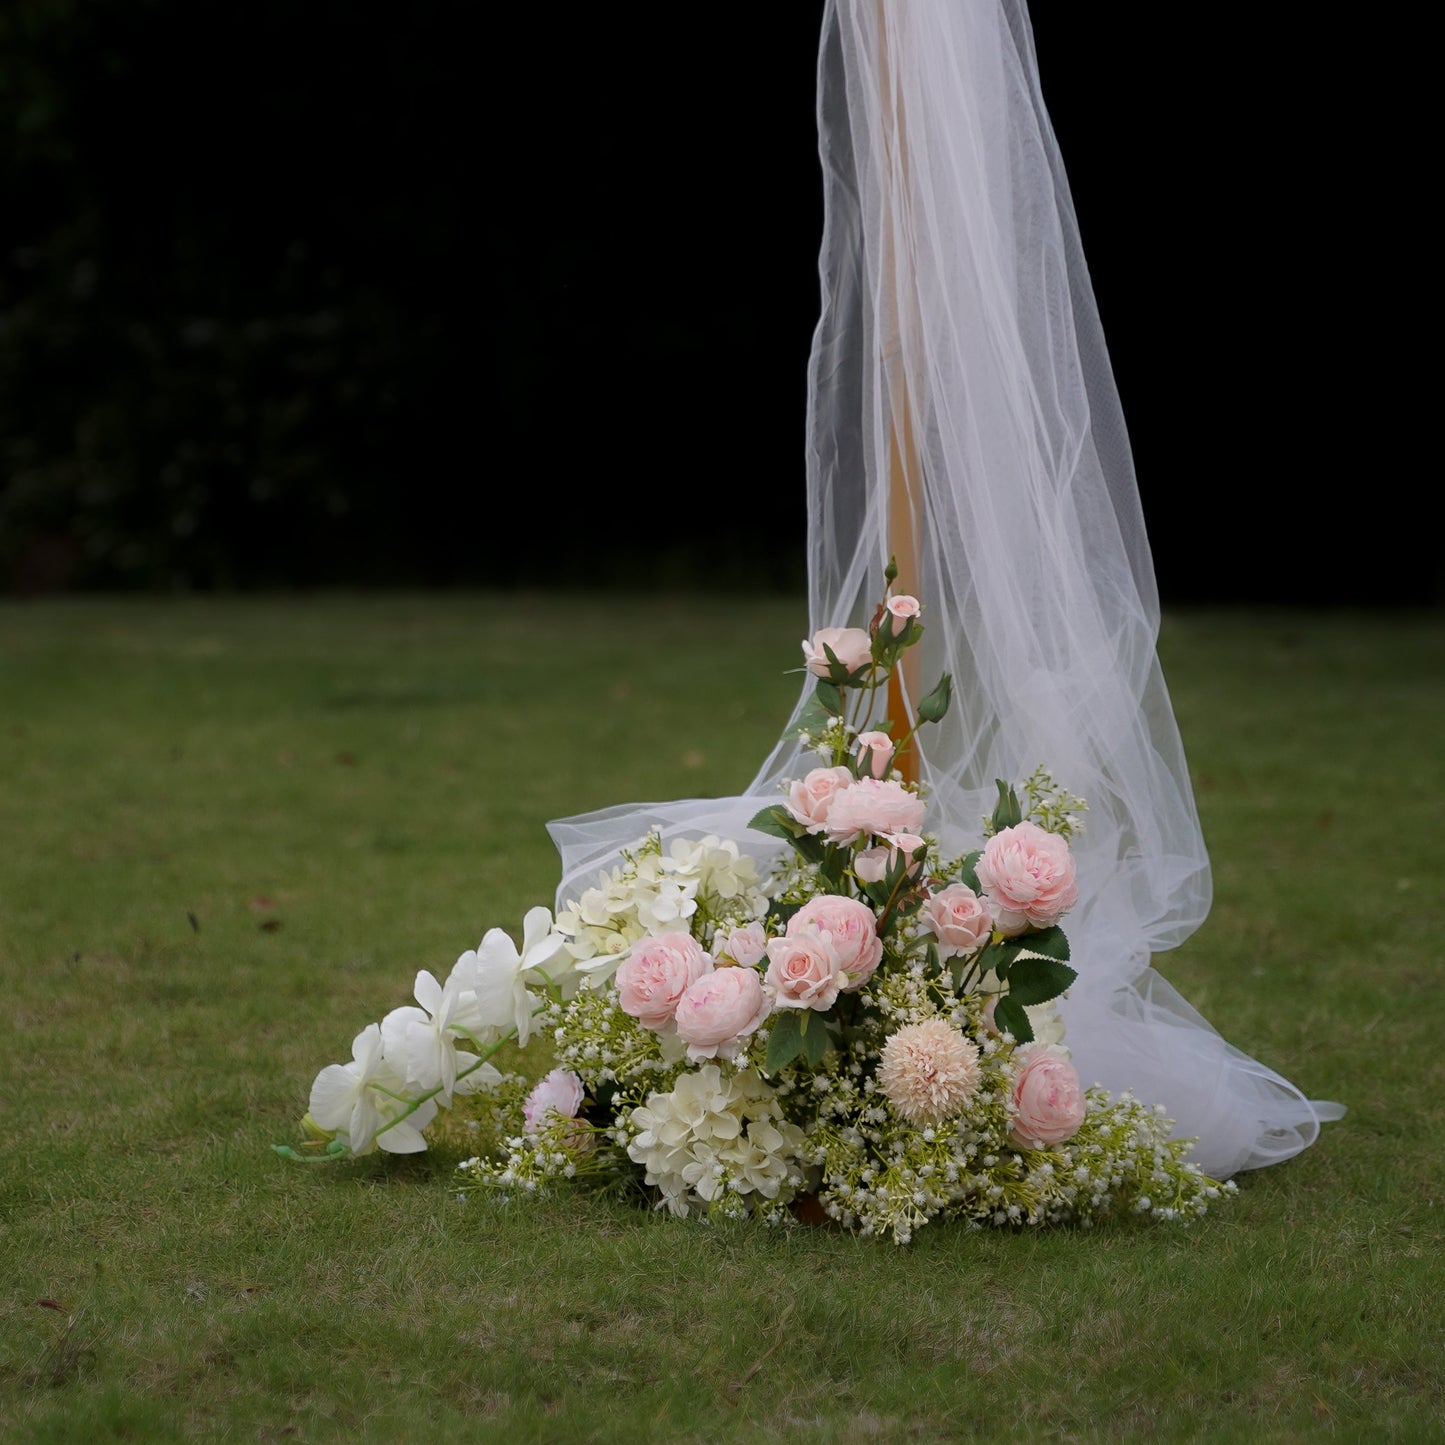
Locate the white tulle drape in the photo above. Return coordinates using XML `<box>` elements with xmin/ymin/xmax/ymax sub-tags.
<box><xmin>549</xmin><ymin>0</ymin><xmax>1340</xmax><ymax>1178</ymax></box>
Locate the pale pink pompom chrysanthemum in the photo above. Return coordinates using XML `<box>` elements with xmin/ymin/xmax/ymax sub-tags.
<box><xmin>876</xmin><ymin>1019</ymin><xmax>982</xmax><ymax>1125</ymax></box>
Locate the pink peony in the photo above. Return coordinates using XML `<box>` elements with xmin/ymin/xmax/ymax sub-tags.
<box><xmin>1009</xmin><ymin>1046</ymin><xmax>1086</xmax><ymax>1147</ymax></box>
<box><xmin>674</xmin><ymin>967</ymin><xmax>770</xmax><ymax>1060</ymax></box>
<box><xmin>885</xmin><ymin>594</ymin><xmax>921</xmax><ymax>635</ymax></box>
<box><xmin>616</xmin><ymin>932</ymin><xmax>712</xmax><ymax>1031</ymax></box>
<box><xmin>801</xmin><ymin>626</ymin><xmax>873</xmax><ymax>678</ymax></box>
<box><xmin>822</xmin><ymin>778</ymin><xmax>926</xmax><ymax>844</ymax></box>
<box><xmin>783</xmin><ymin>766</ymin><xmax>854</xmax><ymax>834</ymax></box>
<box><xmin>922</xmin><ymin>883</ymin><xmax>992</xmax><ymax>958</ymax></box>
<box><xmin>523</xmin><ymin>1067</ymin><xmax>586</xmax><ymax>1134</ymax></box>
<box><xmin>720</xmin><ymin>921</ymin><xmax>768</xmax><ymax>969</ymax></box>
<box><xmin>855</xmin><ymin>730</ymin><xmax>896</xmax><ymax>779</ymax></box>
<box><xmin>787</xmin><ymin>894</ymin><xmax>882</xmax><ymax>989</ymax></box>
<box><xmin>876</xmin><ymin>1019</ymin><xmax>981</xmax><ymax>1124</ymax></box>
<box><xmin>765</xmin><ymin>932</ymin><xmax>844</xmax><ymax>1011</ymax></box>
<box><xmin>975</xmin><ymin>820</ymin><xmax>1079</xmax><ymax>936</ymax></box>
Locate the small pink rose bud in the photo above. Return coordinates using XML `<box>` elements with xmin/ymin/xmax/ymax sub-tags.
<box><xmin>886</xmin><ymin>595</ymin><xmax>921</xmax><ymax>636</ymax></box>
<box><xmin>855</xmin><ymin>730</ymin><xmax>895</xmax><ymax>779</ymax></box>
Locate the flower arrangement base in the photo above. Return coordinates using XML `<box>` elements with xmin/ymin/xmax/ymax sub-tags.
<box><xmin>790</xmin><ymin>1192</ymin><xmax>834</xmax><ymax>1229</ymax></box>
<box><xmin>285</xmin><ymin>570</ymin><xmax>1237</xmax><ymax>1243</ymax></box>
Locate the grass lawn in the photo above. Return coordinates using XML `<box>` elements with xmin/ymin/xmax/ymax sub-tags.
<box><xmin>1</xmin><ymin>593</ymin><xmax>1440</xmax><ymax>1442</ymax></box>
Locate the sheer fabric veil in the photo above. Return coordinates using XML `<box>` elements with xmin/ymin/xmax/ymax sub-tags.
<box><xmin>549</xmin><ymin>0</ymin><xmax>1341</xmax><ymax>1179</ymax></box>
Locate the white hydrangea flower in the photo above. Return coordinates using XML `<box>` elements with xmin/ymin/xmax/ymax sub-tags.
<box><xmin>625</xmin><ymin>1066</ymin><xmax>806</xmax><ymax>1217</ymax></box>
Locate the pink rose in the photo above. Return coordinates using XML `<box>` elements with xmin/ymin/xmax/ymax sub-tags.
<box><xmin>975</xmin><ymin>820</ymin><xmax>1079</xmax><ymax>936</ymax></box>
<box><xmin>783</xmin><ymin>766</ymin><xmax>854</xmax><ymax>834</ymax></box>
<box><xmin>1009</xmin><ymin>1046</ymin><xmax>1086</xmax><ymax>1147</ymax></box>
<box><xmin>855</xmin><ymin>730</ymin><xmax>895</xmax><ymax>779</ymax></box>
<box><xmin>788</xmin><ymin>894</ymin><xmax>883</xmax><ymax>989</ymax></box>
<box><xmin>523</xmin><ymin>1068</ymin><xmax>588</xmax><ymax>1147</ymax></box>
<box><xmin>922</xmin><ymin>883</ymin><xmax>992</xmax><ymax>958</ymax></box>
<box><xmin>616</xmin><ymin>932</ymin><xmax>712</xmax><ymax>1031</ymax></box>
<box><xmin>720</xmin><ymin>921</ymin><xmax>767</xmax><ymax>968</ymax></box>
<box><xmin>765</xmin><ymin>932</ymin><xmax>844</xmax><ymax>1010</ymax></box>
<box><xmin>801</xmin><ymin>626</ymin><xmax>873</xmax><ymax>678</ymax></box>
<box><xmin>674</xmin><ymin>967</ymin><xmax>770</xmax><ymax>1060</ymax></box>
<box><xmin>822</xmin><ymin>778</ymin><xmax>926</xmax><ymax>844</ymax></box>
<box><xmin>885</xmin><ymin>594</ymin><xmax>921</xmax><ymax>636</ymax></box>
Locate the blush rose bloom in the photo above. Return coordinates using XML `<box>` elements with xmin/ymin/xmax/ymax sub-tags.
<box><xmin>975</xmin><ymin>820</ymin><xmax>1079</xmax><ymax>935</ymax></box>
<box><xmin>720</xmin><ymin>921</ymin><xmax>767</xmax><ymax>968</ymax></box>
<box><xmin>783</xmin><ymin>766</ymin><xmax>854</xmax><ymax>834</ymax></box>
<box><xmin>765</xmin><ymin>932</ymin><xmax>844</xmax><ymax>1011</ymax></box>
<box><xmin>616</xmin><ymin>932</ymin><xmax>712</xmax><ymax>1031</ymax></box>
<box><xmin>522</xmin><ymin>1067</ymin><xmax>591</xmax><ymax>1150</ymax></box>
<box><xmin>885</xmin><ymin>594</ymin><xmax>921</xmax><ymax>635</ymax></box>
<box><xmin>922</xmin><ymin>883</ymin><xmax>992</xmax><ymax>958</ymax></box>
<box><xmin>787</xmin><ymin>894</ymin><xmax>883</xmax><ymax>990</ymax></box>
<box><xmin>675</xmin><ymin>967</ymin><xmax>771</xmax><ymax>1060</ymax></box>
<box><xmin>1009</xmin><ymin>1046</ymin><xmax>1086</xmax><ymax>1147</ymax></box>
<box><xmin>855</xmin><ymin>730</ymin><xmax>895</xmax><ymax>779</ymax></box>
<box><xmin>801</xmin><ymin>626</ymin><xmax>873</xmax><ymax>678</ymax></box>
<box><xmin>822</xmin><ymin>778</ymin><xmax>926</xmax><ymax>844</ymax></box>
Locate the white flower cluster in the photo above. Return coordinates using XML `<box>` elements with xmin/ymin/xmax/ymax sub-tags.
<box><xmin>307</xmin><ymin>907</ymin><xmax>576</xmax><ymax>1156</ymax></box>
<box><xmin>555</xmin><ymin>833</ymin><xmax>770</xmax><ymax>972</ymax></box>
<box><xmin>622</xmin><ymin>1065</ymin><xmax>807</xmax><ymax>1218</ymax></box>
<box><xmin>1020</xmin><ymin>765</ymin><xmax>1088</xmax><ymax>842</ymax></box>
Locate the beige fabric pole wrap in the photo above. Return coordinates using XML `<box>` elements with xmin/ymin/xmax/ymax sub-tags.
<box><xmin>875</xmin><ymin>5</ymin><xmax>922</xmax><ymax>785</ymax></box>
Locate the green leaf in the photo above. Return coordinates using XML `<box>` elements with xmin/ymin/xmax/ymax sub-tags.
<box><xmin>976</xmin><ymin>938</ymin><xmax>1023</xmax><ymax>981</ymax></box>
<box><xmin>1005</xmin><ymin>957</ymin><xmax>1078</xmax><ymax>1007</ymax></box>
<box><xmin>794</xmin><ymin>832</ymin><xmax>826</xmax><ymax>865</ymax></box>
<box><xmin>802</xmin><ymin>1014</ymin><xmax>830</xmax><ymax>1066</ymax></box>
<box><xmin>769</xmin><ymin>901</ymin><xmax>805</xmax><ymax>931</ymax></box>
<box><xmin>957</xmin><ymin>849</ymin><xmax>981</xmax><ymax>892</ymax></box>
<box><xmin>863</xmin><ymin>878</ymin><xmax>893</xmax><ymax>909</ymax></box>
<box><xmin>916</xmin><ymin>672</ymin><xmax>953</xmax><ymax>724</ymax></box>
<box><xmin>949</xmin><ymin>957</ymin><xmax>967</xmax><ymax>994</ymax></box>
<box><xmin>991</xmin><ymin>780</ymin><xmax>1023</xmax><ymax>831</ymax></box>
<box><xmin>747</xmin><ymin>806</ymin><xmax>797</xmax><ymax>842</ymax></box>
<box><xmin>814</xmin><ymin>679</ymin><xmax>843</xmax><ymax>716</ymax></box>
<box><xmin>765</xmin><ymin>1010</ymin><xmax>805</xmax><ymax>1071</ymax></box>
<box><xmin>789</xmin><ymin>695</ymin><xmax>833</xmax><ymax>741</ymax></box>
<box><xmin>1019</xmin><ymin>925</ymin><xmax>1070</xmax><ymax>962</ymax></box>
<box><xmin>993</xmin><ymin>996</ymin><xmax>1034</xmax><ymax>1043</ymax></box>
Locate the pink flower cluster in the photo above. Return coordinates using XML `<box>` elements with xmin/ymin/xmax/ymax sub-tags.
<box><xmin>764</xmin><ymin>895</ymin><xmax>882</xmax><ymax>1011</ymax></box>
<box><xmin>783</xmin><ymin>767</ymin><xmax>926</xmax><ymax>846</ymax></box>
<box><xmin>615</xmin><ymin>932</ymin><xmax>770</xmax><ymax>1062</ymax></box>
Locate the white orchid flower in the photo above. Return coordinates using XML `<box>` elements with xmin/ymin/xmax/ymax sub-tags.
<box><xmin>308</xmin><ymin>1023</ymin><xmax>437</xmax><ymax>1155</ymax></box>
<box><xmin>379</xmin><ymin>968</ymin><xmax>501</xmax><ymax>1106</ymax></box>
<box><xmin>472</xmin><ymin>907</ymin><xmax>565</xmax><ymax>1045</ymax></box>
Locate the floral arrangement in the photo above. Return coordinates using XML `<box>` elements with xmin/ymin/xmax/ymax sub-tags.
<box><xmin>281</xmin><ymin>567</ymin><xmax>1232</xmax><ymax>1242</ymax></box>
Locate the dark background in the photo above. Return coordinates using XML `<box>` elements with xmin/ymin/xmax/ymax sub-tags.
<box><xmin>1</xmin><ymin>4</ymin><xmax>1413</xmax><ymax>602</ymax></box>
